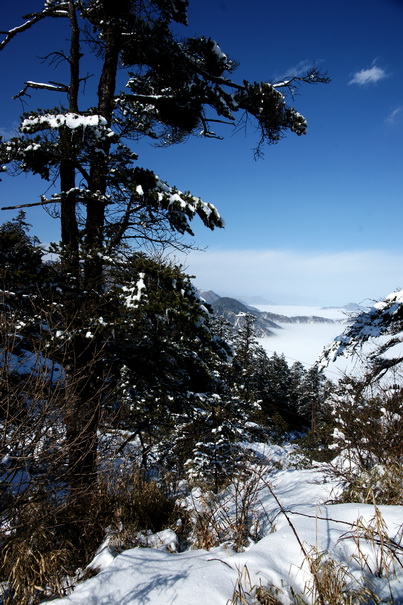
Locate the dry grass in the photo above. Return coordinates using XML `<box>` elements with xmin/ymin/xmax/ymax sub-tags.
<box><xmin>0</xmin><ymin>470</ymin><xmax>179</xmax><ymax>604</ymax></box>
<box><xmin>104</xmin><ymin>469</ymin><xmax>178</xmax><ymax>552</ymax></box>
<box><xmin>298</xmin><ymin>546</ymin><xmax>380</xmax><ymax>605</ymax></box>
<box><xmin>1</xmin><ymin>500</ymin><xmax>76</xmax><ymax>604</ymax></box>
<box><xmin>227</xmin><ymin>477</ymin><xmax>402</xmax><ymax>605</ymax></box>
<box><xmin>335</xmin><ymin>463</ymin><xmax>403</xmax><ymax>506</ymax></box>
<box><xmin>189</xmin><ymin>462</ymin><xmax>269</xmax><ymax>552</ymax></box>
<box><xmin>228</xmin><ymin>539</ymin><xmax>385</xmax><ymax>605</ymax></box>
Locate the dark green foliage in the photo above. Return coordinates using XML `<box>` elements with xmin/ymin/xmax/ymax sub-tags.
<box><xmin>0</xmin><ymin>212</ymin><xmax>43</xmax><ymax>293</ymax></box>
<box><xmin>221</xmin><ymin>314</ymin><xmax>332</xmax><ymax>433</ymax></box>
<box><xmin>292</xmin><ymin>363</ymin><xmax>333</xmax><ymax>430</ymax></box>
<box><xmin>330</xmin><ymin>377</ymin><xmax>403</xmax><ymax>468</ymax></box>
<box><xmin>262</xmin><ymin>352</ymin><xmax>293</xmax><ymax>420</ymax></box>
<box><xmin>0</xmin><ymin>0</ymin><xmax>328</xmax><ymax>505</ymax></box>
<box><xmin>0</xmin><ymin>214</ymin><xmax>55</xmax><ymax>369</ymax></box>
<box><xmin>165</xmin><ymin>394</ymin><xmax>249</xmax><ymax>492</ymax></box>
<box><xmin>228</xmin><ymin>313</ymin><xmax>269</xmax><ymax>402</ymax></box>
<box><xmin>0</xmin><ymin>4</ymin><xmax>330</xmax><ymax>599</ymax></box>
<box><xmin>320</xmin><ymin>290</ymin><xmax>403</xmax><ymax>381</ymax></box>
<box><xmin>296</xmin><ymin>423</ymin><xmax>335</xmax><ymax>463</ymax></box>
<box><xmin>108</xmin><ymin>255</ymin><xmax>230</xmax><ymax>425</ymax></box>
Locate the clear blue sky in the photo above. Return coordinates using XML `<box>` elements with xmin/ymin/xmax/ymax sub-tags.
<box><xmin>1</xmin><ymin>0</ymin><xmax>403</xmax><ymax>305</ymax></box>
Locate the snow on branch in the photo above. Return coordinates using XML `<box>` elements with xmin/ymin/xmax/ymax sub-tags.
<box><xmin>0</xmin><ymin>4</ymin><xmax>69</xmax><ymax>51</ymax></box>
<box><xmin>1</xmin><ymin>188</ymin><xmax>113</xmax><ymax>212</ymax></box>
<box><xmin>19</xmin><ymin>113</ymin><xmax>116</xmax><ymax>143</ymax></box>
<box><xmin>272</xmin><ymin>67</ymin><xmax>331</xmax><ymax>93</ymax></box>
<box><xmin>21</xmin><ymin>112</ymin><xmax>109</xmax><ymax>132</ymax></box>
<box><xmin>41</xmin><ymin>189</ymin><xmax>112</xmax><ymax>206</ymax></box>
<box><xmin>318</xmin><ymin>289</ymin><xmax>403</xmax><ymax>369</ymax></box>
<box><xmin>154</xmin><ymin>177</ymin><xmax>223</xmax><ymax>234</ymax></box>
<box><xmin>13</xmin><ymin>81</ymin><xmax>69</xmax><ymax>99</ymax></box>
<box><xmin>120</xmin><ymin>273</ymin><xmax>146</xmax><ymax>308</ymax></box>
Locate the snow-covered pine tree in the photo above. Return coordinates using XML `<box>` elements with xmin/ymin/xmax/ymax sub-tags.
<box><xmin>295</xmin><ymin>364</ymin><xmax>332</xmax><ymax>431</ymax></box>
<box><xmin>316</xmin><ymin>291</ymin><xmax>403</xmax><ymax>466</ymax></box>
<box><xmin>0</xmin><ymin>0</ymin><xmax>329</xmax><ymax>497</ymax></box>
<box><xmin>108</xmin><ymin>255</ymin><xmax>230</xmax><ymax>434</ymax></box>
<box><xmin>0</xmin><ymin>212</ymin><xmax>49</xmax><ymax>362</ymax></box>
<box><xmin>229</xmin><ymin>313</ymin><xmax>269</xmax><ymax>402</ymax></box>
<box><xmin>0</xmin><ymin>212</ymin><xmax>44</xmax><ymax>294</ymax></box>
<box><xmin>183</xmin><ymin>395</ymin><xmax>241</xmax><ymax>493</ymax></box>
<box><xmin>260</xmin><ymin>352</ymin><xmax>292</xmax><ymax>428</ymax></box>
<box><xmin>319</xmin><ymin>289</ymin><xmax>403</xmax><ymax>382</ymax></box>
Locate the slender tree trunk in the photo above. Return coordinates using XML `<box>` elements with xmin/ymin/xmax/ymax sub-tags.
<box><xmin>60</xmin><ymin>0</ymin><xmax>80</xmax><ymax>277</ymax></box>
<box><xmin>84</xmin><ymin>22</ymin><xmax>120</xmax><ymax>290</ymax></box>
<box><xmin>65</xmin><ymin>334</ymin><xmax>103</xmax><ymax>493</ymax></box>
<box><xmin>58</xmin><ymin>2</ymin><xmax>109</xmax><ymax>499</ymax></box>
<box><xmin>66</xmin><ymin>19</ymin><xmax>121</xmax><ymax>496</ymax></box>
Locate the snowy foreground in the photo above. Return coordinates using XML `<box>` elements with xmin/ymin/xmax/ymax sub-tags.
<box><xmin>49</xmin><ymin>445</ymin><xmax>403</xmax><ymax>605</ymax></box>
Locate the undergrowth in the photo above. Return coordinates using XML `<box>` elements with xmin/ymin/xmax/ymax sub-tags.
<box><xmin>335</xmin><ymin>462</ymin><xmax>403</xmax><ymax>506</ymax></box>
<box><xmin>228</xmin><ymin>498</ymin><xmax>403</xmax><ymax>605</ymax></box>
<box><xmin>0</xmin><ymin>468</ymin><xmax>180</xmax><ymax>604</ymax></box>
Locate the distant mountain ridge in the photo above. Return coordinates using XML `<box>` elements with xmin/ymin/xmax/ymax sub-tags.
<box><xmin>199</xmin><ymin>291</ymin><xmax>339</xmax><ymax>338</ymax></box>
<box><xmin>261</xmin><ymin>310</ymin><xmax>337</xmax><ymax>325</ymax></box>
<box><xmin>211</xmin><ymin>297</ymin><xmax>282</xmax><ymax>337</ymax></box>
<box><xmin>322</xmin><ymin>302</ymin><xmax>366</xmax><ymax>312</ymax></box>
<box><xmin>199</xmin><ymin>290</ymin><xmax>221</xmax><ymax>305</ymax></box>
<box><xmin>238</xmin><ymin>295</ymin><xmax>275</xmax><ymax>306</ymax></box>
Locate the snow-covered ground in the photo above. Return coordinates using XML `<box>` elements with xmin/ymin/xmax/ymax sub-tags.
<box><xmin>49</xmin><ymin>445</ymin><xmax>403</xmax><ymax>605</ymax></box>
<box><xmin>37</xmin><ymin>303</ymin><xmax>403</xmax><ymax>605</ymax></box>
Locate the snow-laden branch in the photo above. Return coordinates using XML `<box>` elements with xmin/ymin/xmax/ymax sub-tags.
<box><xmin>41</xmin><ymin>189</ymin><xmax>112</xmax><ymax>206</ymax></box>
<box><xmin>0</xmin><ymin>4</ymin><xmax>69</xmax><ymax>51</ymax></box>
<box><xmin>120</xmin><ymin>273</ymin><xmax>146</xmax><ymax>308</ymax></box>
<box><xmin>0</xmin><ymin>188</ymin><xmax>112</xmax><ymax>212</ymax></box>
<box><xmin>13</xmin><ymin>81</ymin><xmax>69</xmax><ymax>99</ymax></box>
<box><xmin>272</xmin><ymin>67</ymin><xmax>330</xmax><ymax>91</ymax></box>
<box><xmin>318</xmin><ymin>289</ymin><xmax>403</xmax><ymax>371</ymax></box>
<box><xmin>20</xmin><ymin>112</ymin><xmax>110</xmax><ymax>133</ymax></box>
<box><xmin>1</xmin><ymin>199</ymin><xmax>56</xmax><ymax>211</ymax></box>
<box><xmin>154</xmin><ymin>176</ymin><xmax>223</xmax><ymax>234</ymax></box>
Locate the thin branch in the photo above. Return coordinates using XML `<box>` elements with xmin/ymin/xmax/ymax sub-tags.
<box><xmin>203</xmin><ymin>117</ymin><xmax>235</xmax><ymax>125</ymax></box>
<box><xmin>272</xmin><ymin>68</ymin><xmax>331</xmax><ymax>90</ymax></box>
<box><xmin>289</xmin><ymin>510</ymin><xmax>355</xmax><ymax>528</ymax></box>
<box><xmin>13</xmin><ymin>81</ymin><xmax>69</xmax><ymax>99</ymax></box>
<box><xmin>1</xmin><ymin>198</ymin><xmax>61</xmax><ymax>211</ymax></box>
<box><xmin>0</xmin><ymin>6</ymin><xmax>69</xmax><ymax>51</ymax></box>
<box><xmin>75</xmin><ymin>163</ymin><xmax>91</xmax><ymax>184</ymax></box>
<box><xmin>199</xmin><ymin>116</ymin><xmax>222</xmax><ymax>140</ymax></box>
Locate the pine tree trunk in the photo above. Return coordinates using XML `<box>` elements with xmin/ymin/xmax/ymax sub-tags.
<box><xmin>60</xmin><ymin>1</ymin><xmax>80</xmax><ymax>278</ymax></box>
<box><xmin>63</xmin><ymin>17</ymin><xmax>120</xmax><ymax>499</ymax></box>
<box><xmin>65</xmin><ymin>335</ymin><xmax>102</xmax><ymax>494</ymax></box>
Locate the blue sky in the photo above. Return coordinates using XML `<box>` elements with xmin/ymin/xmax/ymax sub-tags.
<box><xmin>1</xmin><ymin>0</ymin><xmax>403</xmax><ymax>305</ymax></box>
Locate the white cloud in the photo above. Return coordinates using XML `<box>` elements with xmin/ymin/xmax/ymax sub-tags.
<box><xmin>349</xmin><ymin>64</ymin><xmax>388</xmax><ymax>85</ymax></box>
<box><xmin>280</xmin><ymin>60</ymin><xmax>312</xmax><ymax>79</ymax></box>
<box><xmin>177</xmin><ymin>248</ymin><xmax>403</xmax><ymax>307</ymax></box>
<box><xmin>386</xmin><ymin>105</ymin><xmax>403</xmax><ymax>125</ymax></box>
<box><xmin>276</xmin><ymin>59</ymin><xmax>325</xmax><ymax>83</ymax></box>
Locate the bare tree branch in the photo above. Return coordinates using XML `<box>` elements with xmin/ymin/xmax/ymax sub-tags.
<box><xmin>1</xmin><ymin>198</ymin><xmax>60</xmax><ymax>211</ymax></box>
<box><xmin>13</xmin><ymin>81</ymin><xmax>69</xmax><ymax>99</ymax></box>
<box><xmin>0</xmin><ymin>6</ymin><xmax>69</xmax><ymax>51</ymax></box>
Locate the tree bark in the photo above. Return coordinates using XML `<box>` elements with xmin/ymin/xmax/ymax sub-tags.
<box><xmin>60</xmin><ymin>0</ymin><xmax>80</xmax><ymax>278</ymax></box>
<box><xmin>66</xmin><ymin>18</ymin><xmax>121</xmax><ymax>496</ymax></box>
